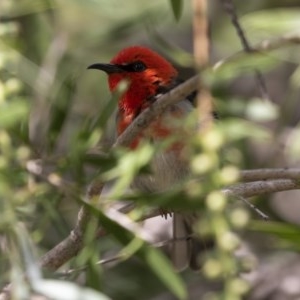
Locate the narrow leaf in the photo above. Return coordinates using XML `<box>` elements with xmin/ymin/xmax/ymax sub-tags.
<box><xmin>33</xmin><ymin>279</ymin><xmax>110</xmax><ymax>300</ymax></box>
<box><xmin>250</xmin><ymin>221</ymin><xmax>300</xmax><ymax>237</ymax></box>
<box><xmin>0</xmin><ymin>100</ymin><xmax>28</xmax><ymax>128</ymax></box>
<box><xmin>81</xmin><ymin>201</ymin><xmax>187</xmax><ymax>299</ymax></box>
<box><xmin>142</xmin><ymin>247</ymin><xmax>187</xmax><ymax>300</ymax></box>
<box><xmin>169</xmin><ymin>0</ymin><xmax>183</xmax><ymax>21</ymax></box>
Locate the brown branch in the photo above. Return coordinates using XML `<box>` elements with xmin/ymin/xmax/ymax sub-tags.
<box><xmin>41</xmin><ymin>177</ymin><xmax>300</xmax><ymax>270</ymax></box>
<box><xmin>43</xmin><ymin>177</ymin><xmax>300</xmax><ymax>278</ymax></box>
<box><xmin>31</xmin><ymin>172</ymin><xmax>300</xmax><ymax>272</ymax></box>
<box><xmin>224</xmin><ymin>179</ymin><xmax>300</xmax><ymax>198</ymax></box>
<box><xmin>240</xmin><ymin>168</ymin><xmax>300</xmax><ymax>182</ymax></box>
<box><xmin>39</xmin><ymin>205</ymin><xmax>93</xmax><ymax>271</ymax></box>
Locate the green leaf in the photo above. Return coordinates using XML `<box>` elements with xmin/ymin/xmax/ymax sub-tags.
<box><xmin>33</xmin><ymin>279</ymin><xmax>110</xmax><ymax>300</ymax></box>
<box><xmin>0</xmin><ymin>100</ymin><xmax>29</xmax><ymax>128</ymax></box>
<box><xmin>242</xmin><ymin>9</ymin><xmax>300</xmax><ymax>39</ymax></box>
<box><xmin>142</xmin><ymin>247</ymin><xmax>187</xmax><ymax>300</ymax></box>
<box><xmin>169</xmin><ymin>0</ymin><xmax>183</xmax><ymax>21</ymax></box>
<box><xmin>210</xmin><ymin>53</ymin><xmax>279</xmax><ymax>83</ymax></box>
<box><xmin>218</xmin><ymin>118</ymin><xmax>271</xmax><ymax>141</ymax></box>
<box><xmin>250</xmin><ymin>221</ymin><xmax>300</xmax><ymax>241</ymax></box>
<box><xmin>81</xmin><ymin>201</ymin><xmax>187</xmax><ymax>299</ymax></box>
<box><xmin>102</xmin><ymin>144</ymin><xmax>154</xmax><ymax>198</ymax></box>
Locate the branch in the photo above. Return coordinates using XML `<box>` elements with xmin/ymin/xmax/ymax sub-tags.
<box><xmin>240</xmin><ymin>168</ymin><xmax>300</xmax><ymax>182</ymax></box>
<box><xmin>219</xmin><ymin>0</ymin><xmax>270</xmax><ymax>101</ymax></box>
<box><xmin>36</xmin><ymin>168</ymin><xmax>300</xmax><ymax>270</ymax></box>
<box><xmin>224</xmin><ymin>179</ymin><xmax>300</xmax><ymax>198</ymax></box>
<box><xmin>43</xmin><ymin>177</ymin><xmax>300</xmax><ymax>277</ymax></box>
<box><xmin>39</xmin><ymin>203</ymin><xmax>93</xmax><ymax>271</ymax></box>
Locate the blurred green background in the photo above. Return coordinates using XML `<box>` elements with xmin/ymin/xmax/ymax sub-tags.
<box><xmin>2</xmin><ymin>0</ymin><xmax>300</xmax><ymax>299</ymax></box>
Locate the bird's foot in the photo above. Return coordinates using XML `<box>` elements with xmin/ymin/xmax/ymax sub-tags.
<box><xmin>160</xmin><ymin>208</ymin><xmax>172</xmax><ymax>219</ymax></box>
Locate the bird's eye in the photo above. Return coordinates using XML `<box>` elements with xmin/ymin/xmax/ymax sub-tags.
<box><xmin>119</xmin><ymin>61</ymin><xmax>147</xmax><ymax>72</ymax></box>
<box><xmin>131</xmin><ymin>61</ymin><xmax>147</xmax><ymax>72</ymax></box>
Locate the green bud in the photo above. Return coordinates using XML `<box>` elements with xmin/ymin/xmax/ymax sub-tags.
<box><xmin>228</xmin><ymin>278</ymin><xmax>249</xmax><ymax>295</ymax></box>
<box><xmin>5</xmin><ymin>78</ymin><xmax>22</xmax><ymax>96</ymax></box>
<box><xmin>219</xmin><ymin>165</ymin><xmax>239</xmax><ymax>185</ymax></box>
<box><xmin>0</xmin><ymin>130</ymin><xmax>11</xmax><ymax>148</ymax></box>
<box><xmin>203</xmin><ymin>258</ymin><xmax>222</xmax><ymax>279</ymax></box>
<box><xmin>230</xmin><ymin>208</ymin><xmax>249</xmax><ymax>228</ymax></box>
<box><xmin>191</xmin><ymin>153</ymin><xmax>216</xmax><ymax>174</ymax></box>
<box><xmin>201</xmin><ymin>129</ymin><xmax>224</xmax><ymax>151</ymax></box>
<box><xmin>16</xmin><ymin>146</ymin><xmax>31</xmax><ymax>162</ymax></box>
<box><xmin>218</xmin><ymin>231</ymin><xmax>240</xmax><ymax>251</ymax></box>
<box><xmin>206</xmin><ymin>191</ymin><xmax>226</xmax><ymax>211</ymax></box>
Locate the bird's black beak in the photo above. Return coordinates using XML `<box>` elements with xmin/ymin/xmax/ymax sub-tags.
<box><xmin>87</xmin><ymin>63</ymin><xmax>123</xmax><ymax>74</ymax></box>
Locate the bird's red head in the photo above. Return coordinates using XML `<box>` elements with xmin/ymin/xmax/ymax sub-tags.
<box><xmin>88</xmin><ymin>46</ymin><xmax>178</xmax><ymax>115</ymax></box>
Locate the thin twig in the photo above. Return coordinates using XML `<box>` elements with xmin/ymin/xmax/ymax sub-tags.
<box><xmin>219</xmin><ymin>0</ymin><xmax>270</xmax><ymax>101</ymax></box>
<box><xmin>57</xmin><ymin>237</ymin><xmax>174</xmax><ymax>278</ymax></box>
<box><xmin>238</xmin><ymin>196</ymin><xmax>269</xmax><ymax>221</ymax></box>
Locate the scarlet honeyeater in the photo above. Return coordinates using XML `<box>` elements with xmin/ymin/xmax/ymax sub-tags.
<box><xmin>88</xmin><ymin>46</ymin><xmax>201</xmax><ymax>270</ymax></box>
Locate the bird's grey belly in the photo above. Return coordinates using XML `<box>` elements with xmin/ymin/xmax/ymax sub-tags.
<box><xmin>132</xmin><ymin>150</ymin><xmax>189</xmax><ymax>192</ymax></box>
<box><xmin>129</xmin><ymin>100</ymin><xmax>193</xmax><ymax>193</ymax></box>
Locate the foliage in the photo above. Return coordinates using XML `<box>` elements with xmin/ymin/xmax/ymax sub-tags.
<box><xmin>1</xmin><ymin>1</ymin><xmax>300</xmax><ymax>300</ymax></box>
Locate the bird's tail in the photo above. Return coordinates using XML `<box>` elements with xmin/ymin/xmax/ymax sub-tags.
<box><xmin>172</xmin><ymin>213</ymin><xmax>213</xmax><ymax>271</ymax></box>
<box><xmin>172</xmin><ymin>213</ymin><xmax>190</xmax><ymax>271</ymax></box>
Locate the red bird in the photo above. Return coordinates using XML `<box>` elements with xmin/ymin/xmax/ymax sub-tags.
<box><xmin>88</xmin><ymin>46</ymin><xmax>200</xmax><ymax>270</ymax></box>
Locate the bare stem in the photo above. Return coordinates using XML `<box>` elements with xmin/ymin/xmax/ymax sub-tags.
<box><xmin>219</xmin><ymin>0</ymin><xmax>270</xmax><ymax>101</ymax></box>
